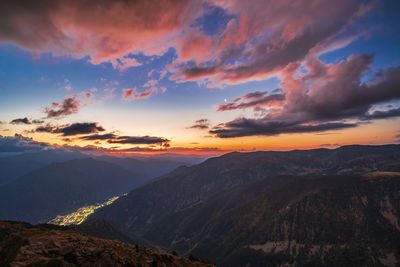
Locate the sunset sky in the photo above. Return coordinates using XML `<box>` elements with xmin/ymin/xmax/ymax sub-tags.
<box><xmin>0</xmin><ymin>0</ymin><xmax>399</xmax><ymax>155</ymax></box>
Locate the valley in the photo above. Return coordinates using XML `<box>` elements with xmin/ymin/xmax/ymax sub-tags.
<box><xmin>88</xmin><ymin>145</ymin><xmax>400</xmax><ymax>266</ymax></box>
<box><xmin>1</xmin><ymin>2</ymin><xmax>399</xmax><ymax>265</ymax></box>
<box><xmin>0</xmin><ymin>145</ymin><xmax>399</xmax><ymax>266</ymax></box>
<box><xmin>48</xmin><ymin>195</ymin><xmax>122</xmax><ymax>226</ymax></box>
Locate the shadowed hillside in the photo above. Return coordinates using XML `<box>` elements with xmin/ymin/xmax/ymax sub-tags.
<box><xmin>89</xmin><ymin>145</ymin><xmax>400</xmax><ymax>266</ymax></box>
<box><xmin>0</xmin><ymin>151</ymin><xmax>87</xmax><ymax>185</ymax></box>
<box><xmin>0</xmin><ymin>221</ymin><xmax>214</xmax><ymax>267</ymax></box>
<box><xmin>0</xmin><ymin>158</ymin><xmax>146</xmax><ymax>224</ymax></box>
<box><xmin>91</xmin><ymin>145</ymin><xmax>400</xmax><ymax>234</ymax></box>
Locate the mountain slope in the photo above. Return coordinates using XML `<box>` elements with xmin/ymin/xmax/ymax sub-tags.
<box><xmin>0</xmin><ymin>158</ymin><xmax>145</xmax><ymax>224</ymax></box>
<box><xmin>97</xmin><ymin>156</ymin><xmax>187</xmax><ymax>180</ymax></box>
<box><xmin>143</xmin><ymin>172</ymin><xmax>400</xmax><ymax>266</ymax></box>
<box><xmin>91</xmin><ymin>145</ymin><xmax>400</xmax><ymax>235</ymax></box>
<box><xmin>0</xmin><ymin>150</ymin><xmax>86</xmax><ymax>185</ymax></box>
<box><xmin>72</xmin><ymin>218</ymin><xmax>154</xmax><ymax>248</ymax></box>
<box><xmin>0</xmin><ymin>221</ymin><xmax>214</xmax><ymax>267</ymax></box>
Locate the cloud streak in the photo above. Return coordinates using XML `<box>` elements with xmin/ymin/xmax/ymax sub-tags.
<box><xmin>10</xmin><ymin>117</ymin><xmax>31</xmax><ymax>125</ymax></box>
<box><xmin>80</xmin><ymin>133</ymin><xmax>170</xmax><ymax>146</ymax></box>
<box><xmin>210</xmin><ymin>118</ymin><xmax>358</xmax><ymax>138</ymax></box>
<box><xmin>189</xmin><ymin>119</ymin><xmax>211</xmax><ymax>129</ymax></box>
<box><xmin>36</xmin><ymin>122</ymin><xmax>105</xmax><ymax>136</ymax></box>
<box><xmin>217</xmin><ymin>91</ymin><xmax>285</xmax><ymax>111</ymax></box>
<box><xmin>0</xmin><ymin>134</ymin><xmax>226</xmax><ymax>156</ymax></box>
<box><xmin>10</xmin><ymin>118</ymin><xmax>43</xmax><ymax>125</ymax></box>
<box><xmin>107</xmin><ymin>136</ymin><xmax>169</xmax><ymax>145</ymax></box>
<box><xmin>122</xmin><ymin>87</ymin><xmax>159</xmax><ymax>100</ymax></box>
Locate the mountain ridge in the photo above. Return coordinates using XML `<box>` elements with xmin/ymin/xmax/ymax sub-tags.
<box><xmin>88</xmin><ymin>145</ymin><xmax>400</xmax><ymax>266</ymax></box>
<box><xmin>90</xmin><ymin>144</ymin><xmax>400</xmax><ymax>234</ymax></box>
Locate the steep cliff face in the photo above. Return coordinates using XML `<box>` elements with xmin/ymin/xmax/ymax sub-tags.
<box><xmin>0</xmin><ymin>221</ymin><xmax>214</xmax><ymax>267</ymax></box>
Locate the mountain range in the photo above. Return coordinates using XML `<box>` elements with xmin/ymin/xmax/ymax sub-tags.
<box><xmin>0</xmin><ymin>150</ymin><xmax>87</xmax><ymax>185</ymax></box>
<box><xmin>89</xmin><ymin>145</ymin><xmax>400</xmax><ymax>266</ymax></box>
<box><xmin>0</xmin><ymin>145</ymin><xmax>399</xmax><ymax>266</ymax></box>
<box><xmin>0</xmin><ymin>158</ymin><xmax>144</xmax><ymax>224</ymax></box>
<box><xmin>0</xmin><ymin>151</ymin><xmax>203</xmax><ymax>224</ymax></box>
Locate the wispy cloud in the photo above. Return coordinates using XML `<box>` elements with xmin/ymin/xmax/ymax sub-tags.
<box><xmin>44</xmin><ymin>96</ymin><xmax>80</xmax><ymax>119</ymax></box>
<box><xmin>10</xmin><ymin>118</ymin><xmax>43</xmax><ymax>125</ymax></box>
<box><xmin>188</xmin><ymin>119</ymin><xmax>211</xmax><ymax>130</ymax></box>
<box><xmin>80</xmin><ymin>133</ymin><xmax>170</xmax><ymax>146</ymax></box>
<box><xmin>217</xmin><ymin>91</ymin><xmax>284</xmax><ymax>111</ymax></box>
<box><xmin>122</xmin><ymin>87</ymin><xmax>159</xmax><ymax>101</ymax></box>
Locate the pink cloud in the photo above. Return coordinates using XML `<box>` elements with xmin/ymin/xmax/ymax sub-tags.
<box><xmin>142</xmin><ymin>69</ymin><xmax>168</xmax><ymax>94</ymax></box>
<box><xmin>113</xmin><ymin>57</ymin><xmax>142</xmax><ymax>70</ymax></box>
<box><xmin>122</xmin><ymin>88</ymin><xmax>136</xmax><ymax>100</ymax></box>
<box><xmin>43</xmin><ymin>90</ymin><xmax>101</xmax><ymax>119</ymax></box>
<box><xmin>44</xmin><ymin>96</ymin><xmax>80</xmax><ymax>119</ymax></box>
<box><xmin>134</xmin><ymin>87</ymin><xmax>158</xmax><ymax>99</ymax></box>
<box><xmin>123</xmin><ymin>86</ymin><xmax>159</xmax><ymax>101</ymax></box>
<box><xmin>103</xmin><ymin>88</ymin><xmax>116</xmax><ymax>99</ymax></box>
<box><xmin>83</xmin><ymin>92</ymin><xmax>93</xmax><ymax>99</ymax></box>
<box><xmin>0</xmin><ymin>0</ymin><xmax>203</xmax><ymax>65</ymax></box>
<box><xmin>171</xmin><ymin>0</ymin><xmax>372</xmax><ymax>86</ymax></box>
<box><xmin>177</xmin><ymin>28</ymin><xmax>214</xmax><ymax>63</ymax></box>
<box><xmin>0</xmin><ymin>0</ymin><xmax>375</xmax><ymax>88</ymax></box>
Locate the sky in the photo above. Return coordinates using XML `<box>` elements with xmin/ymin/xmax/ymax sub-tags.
<box><xmin>0</xmin><ymin>0</ymin><xmax>399</xmax><ymax>155</ymax></box>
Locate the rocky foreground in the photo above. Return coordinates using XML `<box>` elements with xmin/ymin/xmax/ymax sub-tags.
<box><xmin>0</xmin><ymin>221</ymin><xmax>214</xmax><ymax>267</ymax></box>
